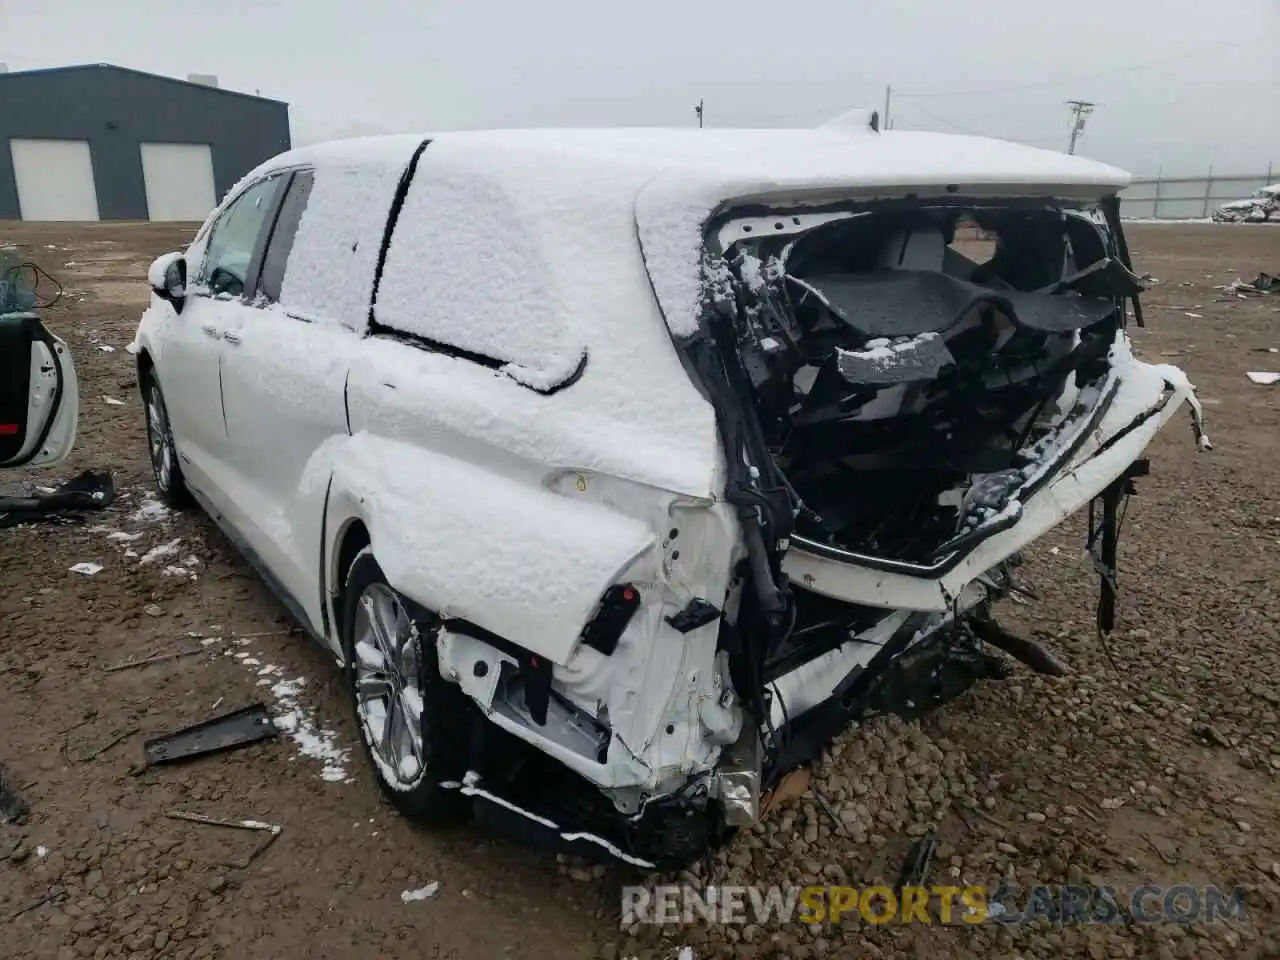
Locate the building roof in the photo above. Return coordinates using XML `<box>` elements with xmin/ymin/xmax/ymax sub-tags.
<box><xmin>0</xmin><ymin>63</ymin><xmax>286</xmax><ymax>105</ymax></box>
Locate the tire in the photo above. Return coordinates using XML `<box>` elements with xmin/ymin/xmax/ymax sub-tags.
<box><xmin>143</xmin><ymin>374</ymin><xmax>192</xmax><ymax>509</ymax></box>
<box><xmin>341</xmin><ymin>549</ymin><xmax>469</xmax><ymax>823</ymax></box>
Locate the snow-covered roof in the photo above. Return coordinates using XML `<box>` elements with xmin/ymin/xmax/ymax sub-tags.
<box><xmin>260</xmin><ymin>127</ymin><xmax>1131</xmax><ymax>339</ymax></box>
<box><xmin>270</xmin><ymin>127</ymin><xmax>1130</xmax><ymax>195</ymax></box>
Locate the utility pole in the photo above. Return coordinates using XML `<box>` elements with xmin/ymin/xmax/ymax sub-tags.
<box><xmin>694</xmin><ymin>99</ymin><xmax>704</xmax><ymax>129</ymax></box>
<box><xmin>1066</xmin><ymin>99</ymin><xmax>1095</xmax><ymax>154</ymax></box>
<box><xmin>883</xmin><ymin>85</ymin><xmax>892</xmax><ymax>131</ymax></box>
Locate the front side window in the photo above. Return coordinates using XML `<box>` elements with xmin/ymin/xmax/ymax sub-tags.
<box><xmin>257</xmin><ymin>170</ymin><xmax>314</xmax><ymax>303</ymax></box>
<box><xmin>199</xmin><ymin>177</ymin><xmax>282</xmax><ymax>296</ymax></box>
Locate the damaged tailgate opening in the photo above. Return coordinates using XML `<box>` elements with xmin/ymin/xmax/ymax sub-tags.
<box><xmin>712</xmin><ymin>200</ymin><xmax>1169</xmax><ymax>571</ymax></box>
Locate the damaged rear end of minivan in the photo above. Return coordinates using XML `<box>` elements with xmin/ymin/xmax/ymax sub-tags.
<box><xmin>639</xmin><ymin>181</ymin><xmax>1211</xmax><ymax>863</ymax></box>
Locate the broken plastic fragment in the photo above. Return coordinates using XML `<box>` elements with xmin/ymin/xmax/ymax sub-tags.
<box><xmin>69</xmin><ymin>562</ymin><xmax>103</xmax><ymax>576</ymax></box>
<box><xmin>400</xmin><ymin>882</ymin><xmax>440</xmax><ymax>903</ymax></box>
<box><xmin>836</xmin><ymin>332</ymin><xmax>952</xmax><ymax>386</ymax></box>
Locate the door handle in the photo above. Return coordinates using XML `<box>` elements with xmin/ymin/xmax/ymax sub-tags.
<box><xmin>200</xmin><ymin>324</ymin><xmax>220</xmax><ymax>338</ymax></box>
<box><xmin>222</xmin><ymin>331</ymin><xmax>242</xmax><ymax>345</ymax></box>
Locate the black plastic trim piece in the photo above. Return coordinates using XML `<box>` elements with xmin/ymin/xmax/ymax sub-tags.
<box><xmin>143</xmin><ymin>703</ymin><xmax>278</xmax><ymax>766</ymax></box>
<box><xmin>368</xmin><ymin>329</ymin><xmax>589</xmax><ymax>397</ymax></box>
<box><xmin>665</xmin><ymin>597</ymin><xmax>722</xmax><ymax>634</ymax></box>
<box><xmin>580</xmin><ymin>584</ymin><xmax>642</xmax><ymax>655</ymax></box>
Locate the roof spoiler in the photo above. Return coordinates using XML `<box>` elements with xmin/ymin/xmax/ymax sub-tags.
<box><xmin>820</xmin><ymin>108</ymin><xmax>881</xmax><ymax>134</ymax></box>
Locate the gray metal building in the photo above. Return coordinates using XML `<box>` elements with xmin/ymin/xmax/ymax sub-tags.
<box><xmin>0</xmin><ymin>64</ymin><xmax>290</xmax><ymax>222</ymax></box>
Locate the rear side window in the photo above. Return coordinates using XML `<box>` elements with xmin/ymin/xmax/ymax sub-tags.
<box><xmin>198</xmin><ymin>176</ymin><xmax>283</xmax><ymax>296</ymax></box>
<box><xmin>376</xmin><ymin>166</ymin><xmax>582</xmax><ymax>383</ymax></box>
<box><xmin>257</xmin><ymin>170</ymin><xmax>314</xmax><ymax>303</ymax></box>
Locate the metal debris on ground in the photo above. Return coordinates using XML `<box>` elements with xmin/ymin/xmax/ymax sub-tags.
<box><xmin>143</xmin><ymin>702</ymin><xmax>279</xmax><ymax>767</ymax></box>
<box><xmin>893</xmin><ymin>828</ymin><xmax>937</xmax><ymax>894</ymax></box>
<box><xmin>1218</xmin><ymin>272</ymin><xmax>1277</xmax><ymax>297</ymax></box>
<box><xmin>0</xmin><ymin>765</ymin><xmax>28</xmax><ymax>824</ymax></box>
<box><xmin>164</xmin><ymin>810</ymin><xmax>283</xmax><ymax>868</ymax></box>
<box><xmin>0</xmin><ymin>470</ymin><xmax>115</xmax><ymax>529</ymax></box>
<box><xmin>104</xmin><ymin>646</ymin><xmax>204</xmax><ymax>673</ymax></box>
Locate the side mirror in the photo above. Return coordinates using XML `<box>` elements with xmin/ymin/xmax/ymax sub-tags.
<box><xmin>148</xmin><ymin>252</ymin><xmax>188</xmax><ymax>314</ymax></box>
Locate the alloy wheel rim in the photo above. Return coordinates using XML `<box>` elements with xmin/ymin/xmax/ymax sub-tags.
<box><xmin>353</xmin><ymin>583</ymin><xmax>425</xmax><ymax>786</ymax></box>
<box><xmin>147</xmin><ymin>387</ymin><xmax>173</xmax><ymax>491</ymax></box>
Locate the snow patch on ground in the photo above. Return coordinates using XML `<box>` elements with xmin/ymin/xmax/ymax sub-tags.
<box><xmin>244</xmin><ymin>670</ymin><xmax>351</xmax><ymax>783</ymax></box>
<box><xmin>139</xmin><ymin>538</ymin><xmax>182</xmax><ymax>565</ymax></box>
<box><xmin>400</xmin><ymin>883</ymin><xmax>440</xmax><ymax>903</ymax></box>
<box><xmin>131</xmin><ymin>498</ymin><xmax>171</xmax><ymax>522</ymax></box>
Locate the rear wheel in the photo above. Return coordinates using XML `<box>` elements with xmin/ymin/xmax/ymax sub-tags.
<box><xmin>143</xmin><ymin>374</ymin><xmax>192</xmax><ymax>509</ymax></box>
<box><xmin>342</xmin><ymin>549</ymin><xmax>469</xmax><ymax>823</ymax></box>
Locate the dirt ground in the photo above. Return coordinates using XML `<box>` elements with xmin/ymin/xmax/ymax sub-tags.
<box><xmin>1</xmin><ymin>221</ymin><xmax>1278</xmax><ymax>960</ymax></box>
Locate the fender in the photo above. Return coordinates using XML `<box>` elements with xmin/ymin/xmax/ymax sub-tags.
<box><xmin>308</xmin><ymin>433</ymin><xmax>658</xmax><ymax>666</ymax></box>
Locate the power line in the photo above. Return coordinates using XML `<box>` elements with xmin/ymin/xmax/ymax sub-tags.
<box><xmin>697</xmin><ymin>63</ymin><xmax>1270</xmax><ymax>133</ymax></box>
<box><xmin>1066</xmin><ymin>100</ymin><xmax>1096</xmax><ymax>154</ymax></box>
<box><xmin>895</xmin><ymin>36</ymin><xmax>1269</xmax><ymax>100</ymax></box>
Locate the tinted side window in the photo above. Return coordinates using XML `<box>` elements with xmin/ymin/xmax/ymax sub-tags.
<box><xmin>199</xmin><ymin>177</ymin><xmax>283</xmax><ymax>296</ymax></box>
<box><xmin>257</xmin><ymin>171</ymin><xmax>314</xmax><ymax>303</ymax></box>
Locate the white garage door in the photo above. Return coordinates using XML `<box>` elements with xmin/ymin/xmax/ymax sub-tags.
<box><xmin>140</xmin><ymin>142</ymin><xmax>216</xmax><ymax>221</ymax></box>
<box><xmin>10</xmin><ymin>139</ymin><xmax>100</xmax><ymax>221</ymax></box>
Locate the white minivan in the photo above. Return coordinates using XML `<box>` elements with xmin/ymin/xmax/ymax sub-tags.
<box><xmin>131</xmin><ymin>117</ymin><xmax>1208</xmax><ymax>868</ymax></box>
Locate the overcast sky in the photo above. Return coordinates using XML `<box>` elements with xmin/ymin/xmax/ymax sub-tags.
<box><xmin>3</xmin><ymin>0</ymin><xmax>1276</xmax><ymax>176</ymax></box>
